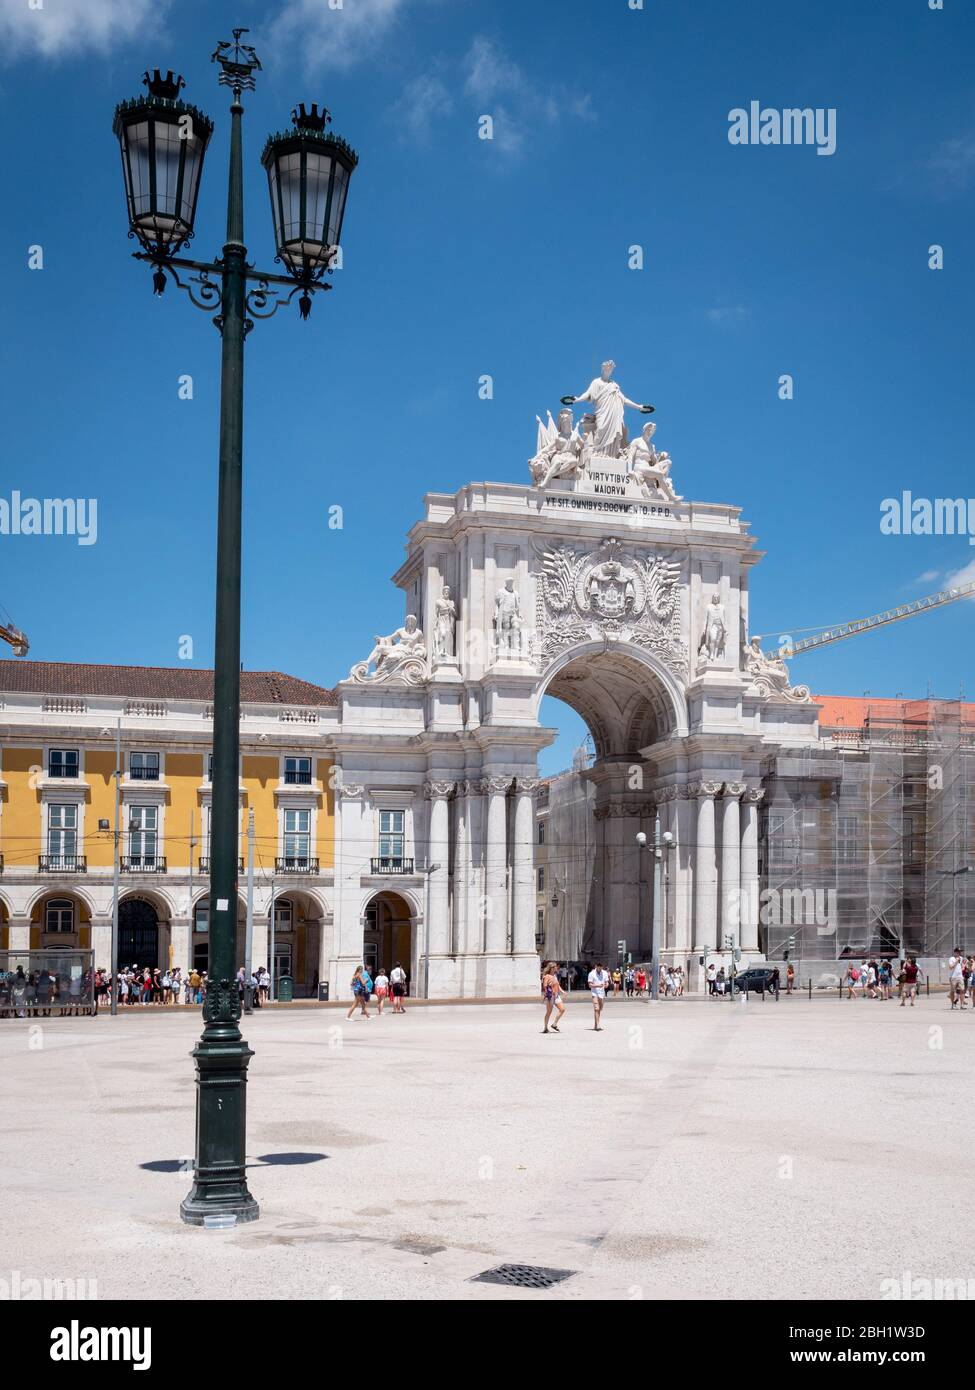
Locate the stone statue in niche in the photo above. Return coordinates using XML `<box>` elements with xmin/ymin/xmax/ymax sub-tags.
<box><xmin>351</xmin><ymin>614</ymin><xmax>427</xmax><ymax>684</ymax></box>
<box><xmin>494</xmin><ymin>578</ymin><xmax>522</xmax><ymax>657</ymax></box>
<box><xmin>433</xmin><ymin>585</ymin><xmax>457</xmax><ymax>660</ymax></box>
<box><xmin>697</xmin><ymin>593</ymin><xmax>727</xmax><ymax>663</ymax></box>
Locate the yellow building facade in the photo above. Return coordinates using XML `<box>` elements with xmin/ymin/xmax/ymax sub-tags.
<box><xmin>0</xmin><ymin>662</ymin><xmax>336</xmax><ymax>996</ymax></box>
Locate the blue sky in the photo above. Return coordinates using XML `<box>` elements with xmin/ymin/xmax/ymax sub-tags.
<box><xmin>0</xmin><ymin>0</ymin><xmax>972</xmax><ymax>775</ymax></box>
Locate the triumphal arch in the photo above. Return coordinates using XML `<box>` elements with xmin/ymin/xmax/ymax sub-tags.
<box><xmin>328</xmin><ymin>360</ymin><xmax>821</xmax><ymax>997</ymax></box>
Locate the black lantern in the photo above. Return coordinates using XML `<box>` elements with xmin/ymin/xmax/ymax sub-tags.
<box><xmin>113</xmin><ymin>70</ymin><xmax>213</xmax><ymax>262</ymax></box>
<box><xmin>261</xmin><ymin>103</ymin><xmax>357</xmax><ymax>289</ymax></box>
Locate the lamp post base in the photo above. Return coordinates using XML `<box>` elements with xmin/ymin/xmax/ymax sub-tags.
<box><xmin>179</xmin><ymin>1012</ymin><xmax>260</xmax><ymax>1226</ymax></box>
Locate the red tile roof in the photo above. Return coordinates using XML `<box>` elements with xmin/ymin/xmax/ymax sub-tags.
<box><xmin>814</xmin><ymin>694</ymin><xmax>975</xmax><ymax>728</ymax></box>
<box><xmin>0</xmin><ymin>660</ymin><xmax>337</xmax><ymax>707</ymax></box>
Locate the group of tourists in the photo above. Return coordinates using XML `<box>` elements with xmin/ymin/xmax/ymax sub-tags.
<box><xmin>0</xmin><ymin>965</ymin><xmax>92</xmax><ymax>1017</ymax></box>
<box><xmin>346</xmin><ymin>963</ymin><xmax>409</xmax><ymax>1019</ymax></box>
<box><xmin>105</xmin><ymin>966</ymin><xmax>209</xmax><ymax>1007</ymax></box>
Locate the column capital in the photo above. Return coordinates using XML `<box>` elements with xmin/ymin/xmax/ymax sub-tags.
<box><xmin>723</xmin><ymin>781</ymin><xmax>748</xmax><ymax>799</ymax></box>
<box><xmin>689</xmin><ymin>780</ymin><xmax>723</xmax><ymax>800</ymax></box>
<box><xmin>743</xmin><ymin>786</ymin><xmax>766</xmax><ymax>804</ymax></box>
<box><xmin>484</xmin><ymin>775</ymin><xmax>514</xmax><ymax>796</ymax></box>
<box><xmin>656</xmin><ymin>785</ymin><xmax>680</xmax><ymax>804</ymax></box>
<box><xmin>337</xmin><ymin>783</ymin><xmax>365</xmax><ymax>800</ymax></box>
<box><xmin>514</xmin><ymin>777</ymin><xmax>543</xmax><ymax>796</ymax></box>
<box><xmin>463</xmin><ymin>777</ymin><xmax>487</xmax><ymax>796</ymax></box>
<box><xmin>424</xmin><ymin>779</ymin><xmax>457</xmax><ymax>799</ymax></box>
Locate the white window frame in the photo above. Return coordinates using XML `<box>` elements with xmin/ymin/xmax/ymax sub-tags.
<box><xmin>47</xmin><ymin>803</ymin><xmax>79</xmax><ymax>861</ymax></box>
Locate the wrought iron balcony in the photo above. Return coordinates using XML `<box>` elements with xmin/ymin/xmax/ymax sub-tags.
<box><xmin>198</xmin><ymin>856</ymin><xmax>246</xmax><ymax>874</ymax></box>
<box><xmin>370</xmin><ymin>857</ymin><xmax>414</xmax><ymax>875</ymax></box>
<box><xmin>283</xmin><ymin>768</ymin><xmax>313</xmax><ymax>785</ymax></box>
<box><xmin>39</xmin><ymin>854</ymin><xmax>87</xmax><ymax>872</ymax></box>
<box><xmin>122</xmin><ymin>855</ymin><xmax>167</xmax><ymax>873</ymax></box>
<box><xmin>128</xmin><ymin>765</ymin><xmax>161</xmax><ymax>780</ymax></box>
<box><xmin>275</xmin><ymin>856</ymin><xmax>319</xmax><ymax>874</ymax></box>
<box><xmin>46</xmin><ymin>764</ymin><xmax>80</xmax><ymax>779</ymax></box>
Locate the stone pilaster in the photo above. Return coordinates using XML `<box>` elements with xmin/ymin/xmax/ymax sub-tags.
<box><xmin>424</xmin><ymin>779</ymin><xmax>455</xmax><ymax>957</ymax></box>
<box><xmin>691</xmin><ymin>782</ymin><xmax>722</xmax><ymax>951</ymax></box>
<box><xmin>512</xmin><ymin>778</ymin><xmax>541</xmax><ymax>957</ymax></box>
<box><xmin>483</xmin><ymin>776</ymin><xmax>512</xmax><ymax>954</ymax></box>
<box><xmin>740</xmin><ymin>786</ymin><xmax>765</xmax><ymax>951</ymax></box>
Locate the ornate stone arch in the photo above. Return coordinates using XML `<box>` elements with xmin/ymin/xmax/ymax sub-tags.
<box><xmin>535</xmin><ymin>639</ymin><xmax>689</xmax><ymax>758</ymax></box>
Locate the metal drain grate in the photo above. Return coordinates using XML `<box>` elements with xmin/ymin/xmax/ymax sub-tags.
<box><xmin>470</xmin><ymin>1263</ymin><xmax>576</xmax><ymax>1290</ymax></box>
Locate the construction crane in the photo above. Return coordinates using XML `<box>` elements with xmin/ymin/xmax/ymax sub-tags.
<box><xmin>0</xmin><ymin>607</ymin><xmax>29</xmax><ymax>656</ymax></box>
<box><xmin>757</xmin><ymin>577</ymin><xmax>975</xmax><ymax>662</ymax></box>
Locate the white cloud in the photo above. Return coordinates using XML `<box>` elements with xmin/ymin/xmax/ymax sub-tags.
<box><xmin>463</xmin><ymin>34</ymin><xmax>523</xmax><ymax>104</ymax></box>
<box><xmin>392</xmin><ymin>69</ymin><xmax>453</xmax><ymax>138</ymax></box>
<box><xmin>460</xmin><ymin>36</ymin><xmax>594</xmax><ymax>161</ymax></box>
<box><xmin>923</xmin><ymin>132</ymin><xmax>975</xmax><ymax>195</ymax></box>
<box><xmin>945</xmin><ymin>556</ymin><xmax>975</xmax><ymax>592</ymax></box>
<box><xmin>271</xmin><ymin>0</ymin><xmax>409</xmax><ymax>71</ymax></box>
<box><xmin>0</xmin><ymin>0</ymin><xmax>165</xmax><ymax>60</ymax></box>
<box><xmin>707</xmin><ymin>305</ymin><xmax>750</xmax><ymax>324</ymax></box>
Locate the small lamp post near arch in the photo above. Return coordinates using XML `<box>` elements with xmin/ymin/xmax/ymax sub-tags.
<box><xmin>636</xmin><ymin>820</ymin><xmax>675</xmax><ymax>1002</ymax></box>
<box><xmin>112</xmin><ymin>29</ymin><xmax>357</xmax><ymax>1228</ymax></box>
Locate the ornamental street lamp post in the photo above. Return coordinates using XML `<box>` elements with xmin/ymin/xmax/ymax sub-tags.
<box><xmin>636</xmin><ymin>821</ymin><xmax>675</xmax><ymax>1002</ymax></box>
<box><xmin>112</xmin><ymin>29</ymin><xmax>357</xmax><ymax>1227</ymax></box>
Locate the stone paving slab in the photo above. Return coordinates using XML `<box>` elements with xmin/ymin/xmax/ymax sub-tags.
<box><xmin>0</xmin><ymin>994</ymin><xmax>971</xmax><ymax>1301</ymax></box>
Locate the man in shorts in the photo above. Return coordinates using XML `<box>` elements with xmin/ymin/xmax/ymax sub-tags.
<box><xmin>588</xmin><ymin>962</ymin><xmax>609</xmax><ymax>1031</ymax></box>
<box><xmin>947</xmin><ymin>948</ymin><xmax>966</xmax><ymax>1009</ymax></box>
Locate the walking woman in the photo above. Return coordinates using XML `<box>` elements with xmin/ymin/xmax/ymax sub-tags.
<box><xmin>541</xmin><ymin>961</ymin><xmax>565</xmax><ymax>1034</ymax></box>
<box><xmin>346</xmin><ymin>965</ymin><xmax>372</xmax><ymax>1020</ymax></box>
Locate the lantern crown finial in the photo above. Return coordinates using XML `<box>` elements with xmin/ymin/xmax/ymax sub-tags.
<box><xmin>292</xmin><ymin>102</ymin><xmax>331</xmax><ymax>133</ymax></box>
<box><xmin>143</xmin><ymin>69</ymin><xmax>185</xmax><ymax>101</ymax></box>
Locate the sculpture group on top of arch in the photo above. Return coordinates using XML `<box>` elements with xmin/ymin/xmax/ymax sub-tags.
<box><xmin>528</xmin><ymin>359</ymin><xmax>682</xmax><ymax>504</ymax></box>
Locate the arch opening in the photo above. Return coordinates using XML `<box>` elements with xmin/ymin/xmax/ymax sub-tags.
<box><xmin>362</xmin><ymin>890</ymin><xmax>415</xmax><ymax>992</ymax></box>
<box><xmin>536</xmin><ymin>646</ymin><xmax>684</xmax><ymax>971</ymax></box>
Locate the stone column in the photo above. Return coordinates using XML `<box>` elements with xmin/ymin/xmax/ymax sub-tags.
<box><xmin>692</xmin><ymin>783</ymin><xmax>721</xmax><ymax>951</ymax></box>
<box><xmin>656</xmin><ymin>794</ymin><xmax>674</xmax><ymax>952</ymax></box>
<box><xmin>463</xmin><ymin>779</ymin><xmax>486</xmax><ymax>954</ymax></box>
<box><xmin>169</xmin><ymin>917</ymin><xmax>191</xmax><ymax>975</ymax></box>
<box><xmin>721</xmin><ymin>783</ymin><xmax>745</xmax><ymax>945</ymax></box>
<box><xmin>483</xmin><ymin>776</ymin><xmax>511</xmax><ymax>954</ymax></box>
<box><xmin>511</xmin><ymin>778</ymin><xmax>540</xmax><ymax>957</ymax></box>
<box><xmin>453</xmin><ymin>783</ymin><xmax>470</xmax><ymax>957</ymax></box>
<box><xmin>740</xmin><ymin>787</ymin><xmax>764</xmax><ymax>951</ymax></box>
<box><xmin>672</xmin><ymin>785</ymin><xmax>695</xmax><ymax>956</ymax></box>
<box><xmin>7</xmin><ymin>918</ymin><xmax>30</xmax><ymax>952</ymax></box>
<box><xmin>334</xmin><ymin>783</ymin><xmax>367</xmax><ymax>995</ymax></box>
<box><xmin>424</xmin><ymin>780</ymin><xmax>454</xmax><ymax>957</ymax></box>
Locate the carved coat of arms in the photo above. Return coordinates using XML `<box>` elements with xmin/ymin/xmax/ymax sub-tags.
<box><xmin>535</xmin><ymin>537</ymin><xmax>688</xmax><ymax>682</ymax></box>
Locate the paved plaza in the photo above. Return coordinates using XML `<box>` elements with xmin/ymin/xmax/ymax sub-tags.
<box><xmin>1</xmin><ymin>994</ymin><xmax>972</xmax><ymax>1301</ymax></box>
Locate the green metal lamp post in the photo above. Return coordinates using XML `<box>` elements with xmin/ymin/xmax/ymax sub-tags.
<box><xmin>112</xmin><ymin>30</ymin><xmax>357</xmax><ymax>1227</ymax></box>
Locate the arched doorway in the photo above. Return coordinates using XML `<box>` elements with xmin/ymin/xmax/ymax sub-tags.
<box><xmin>268</xmin><ymin>891</ymin><xmax>323</xmax><ymax>998</ymax></box>
<box><xmin>363</xmin><ymin>891</ymin><xmax>414</xmax><ymax>990</ymax></box>
<box><xmin>536</xmin><ymin>645</ymin><xmax>687</xmax><ymax>967</ymax></box>
<box><xmin>118</xmin><ymin>898</ymin><xmax>159</xmax><ymax>970</ymax></box>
